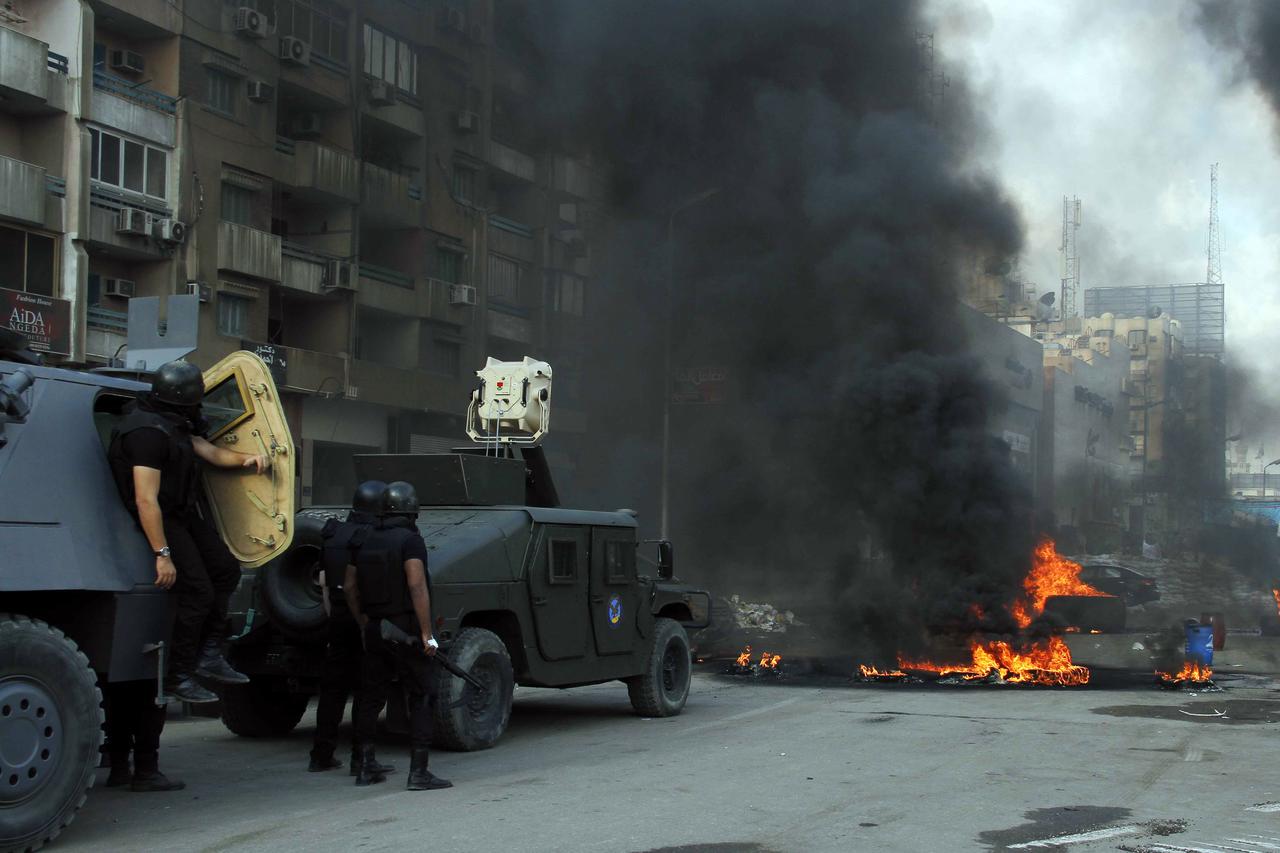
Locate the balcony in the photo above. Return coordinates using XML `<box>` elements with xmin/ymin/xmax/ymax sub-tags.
<box><xmin>218</xmin><ymin>221</ymin><xmax>282</xmax><ymax>281</ymax></box>
<box><xmin>487</xmin><ymin>305</ymin><xmax>532</xmax><ymax>344</ymax></box>
<box><xmin>0</xmin><ymin>28</ymin><xmax>67</xmax><ymax>115</ymax></box>
<box><xmin>86</xmin><ymin>307</ymin><xmax>129</xmax><ymax>363</ymax></box>
<box><xmin>93</xmin><ymin>68</ymin><xmax>177</xmax><ymax>114</ymax></box>
<box><xmin>487</xmin><ymin>140</ymin><xmax>537</xmax><ymax>182</ymax></box>
<box><xmin>85</xmin><ymin>187</ymin><xmax>171</xmax><ymax>259</ymax></box>
<box><xmin>488</xmin><ymin>214</ymin><xmax>535</xmax><ymax>263</ymax></box>
<box><xmin>349</xmin><ymin>359</ymin><xmax>467</xmax><ymax>412</ymax></box>
<box><xmin>275</xmin><ymin>346</ymin><xmax>348</xmax><ymax>395</ymax></box>
<box><xmin>550</xmin><ymin>156</ymin><xmax>598</xmax><ymax>200</ymax></box>
<box><xmin>0</xmin><ymin>155</ymin><xmax>47</xmax><ymax>227</ymax></box>
<box><xmin>85</xmin><ymin>0</ymin><xmax>183</xmax><ymax>35</ymax></box>
<box><xmin>281</xmin><ymin>242</ymin><xmax>332</xmax><ymax>295</ymax></box>
<box><xmin>279</xmin><ymin>139</ymin><xmax>359</xmax><ymax>203</ymax></box>
<box><xmin>360</xmin><ymin>163</ymin><xmax>422</xmax><ymax>228</ymax></box>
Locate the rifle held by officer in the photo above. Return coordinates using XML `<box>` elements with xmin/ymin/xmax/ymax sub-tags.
<box><xmin>378</xmin><ymin>619</ymin><xmax>488</xmax><ymax>692</ymax></box>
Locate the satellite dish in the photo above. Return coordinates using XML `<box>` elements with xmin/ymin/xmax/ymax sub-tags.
<box><xmin>1034</xmin><ymin>291</ymin><xmax>1056</xmax><ymax>321</ymax></box>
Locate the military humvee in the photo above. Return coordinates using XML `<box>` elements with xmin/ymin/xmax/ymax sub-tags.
<box><xmin>223</xmin><ymin>357</ymin><xmax>710</xmax><ymax>750</ymax></box>
<box><xmin>0</xmin><ymin>311</ymin><xmax>295</xmax><ymax>853</ymax></box>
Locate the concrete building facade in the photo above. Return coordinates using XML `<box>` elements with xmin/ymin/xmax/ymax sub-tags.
<box><xmin>0</xmin><ymin>0</ymin><xmax>600</xmax><ymax>504</ymax></box>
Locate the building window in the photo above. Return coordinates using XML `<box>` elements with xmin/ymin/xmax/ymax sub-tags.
<box><xmin>217</xmin><ymin>292</ymin><xmax>251</xmax><ymax>337</ymax></box>
<box><xmin>87</xmin><ymin>272</ymin><xmax>102</xmax><ymax>307</ymax></box>
<box><xmin>207</xmin><ymin>69</ymin><xmax>237</xmax><ymax>116</ymax></box>
<box><xmin>421</xmin><ymin>326</ymin><xmax>461</xmax><ymax>376</ymax></box>
<box><xmin>221</xmin><ymin>183</ymin><xmax>254</xmax><ymax>226</ymax></box>
<box><xmin>0</xmin><ymin>225</ymin><xmax>57</xmax><ymax>297</ymax></box>
<box><xmin>277</xmin><ymin>0</ymin><xmax>348</xmax><ymax>62</ymax></box>
<box><xmin>88</xmin><ymin>127</ymin><xmax>167</xmax><ymax>200</ymax></box>
<box><xmin>363</xmin><ymin>24</ymin><xmax>418</xmax><ymax>95</ymax></box>
<box><xmin>1127</xmin><ymin>329</ymin><xmax>1145</xmax><ymax>349</ymax></box>
<box><xmin>451</xmin><ymin>165</ymin><xmax>477</xmax><ymax>204</ymax></box>
<box><xmin>554</xmin><ymin>275</ymin><xmax>584</xmax><ymax>316</ymax></box>
<box><xmin>436</xmin><ymin>248</ymin><xmax>462</xmax><ymax>284</ymax></box>
<box><xmin>487</xmin><ymin>254</ymin><xmax>521</xmax><ymax>306</ymax></box>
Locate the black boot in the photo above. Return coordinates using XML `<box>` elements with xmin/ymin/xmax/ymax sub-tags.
<box><xmin>353</xmin><ymin>744</ymin><xmax>387</xmax><ymax>787</ymax></box>
<box><xmin>164</xmin><ymin>674</ymin><xmax>218</xmax><ymax>704</ymax></box>
<box><xmin>195</xmin><ymin>635</ymin><xmax>250</xmax><ymax>685</ymax></box>
<box><xmin>105</xmin><ymin>754</ymin><xmax>132</xmax><ymax>788</ymax></box>
<box><xmin>349</xmin><ymin>743</ymin><xmax>395</xmax><ymax>777</ymax></box>
<box><xmin>130</xmin><ymin>752</ymin><xmax>186</xmax><ymax>792</ymax></box>
<box><xmin>308</xmin><ymin>746</ymin><xmax>342</xmax><ymax>773</ymax></box>
<box><xmin>406</xmin><ymin>748</ymin><xmax>452</xmax><ymax>791</ymax></box>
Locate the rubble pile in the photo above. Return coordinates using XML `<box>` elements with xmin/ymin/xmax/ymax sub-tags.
<box><xmin>729</xmin><ymin>595</ymin><xmax>799</xmax><ymax>633</ymax></box>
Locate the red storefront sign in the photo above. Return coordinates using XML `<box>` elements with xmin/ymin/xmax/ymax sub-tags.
<box><xmin>0</xmin><ymin>287</ymin><xmax>71</xmax><ymax>356</ymax></box>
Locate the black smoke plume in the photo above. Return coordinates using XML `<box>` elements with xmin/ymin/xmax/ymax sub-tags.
<box><xmin>1197</xmin><ymin>1</ymin><xmax>1280</xmax><ymax>138</ymax></box>
<box><xmin>514</xmin><ymin>1</ymin><xmax>1035</xmax><ymax>657</ymax></box>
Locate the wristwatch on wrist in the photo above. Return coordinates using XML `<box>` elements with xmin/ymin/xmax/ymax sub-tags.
<box><xmin>154</xmin><ymin>546</ymin><xmax>171</xmax><ymax>558</ymax></box>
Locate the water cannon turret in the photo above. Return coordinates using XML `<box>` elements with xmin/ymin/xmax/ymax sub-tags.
<box><xmin>466</xmin><ymin>356</ymin><xmax>552</xmax><ymax>447</ymax></box>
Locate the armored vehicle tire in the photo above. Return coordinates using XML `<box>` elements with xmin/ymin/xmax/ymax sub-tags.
<box><xmin>0</xmin><ymin>615</ymin><xmax>103</xmax><ymax>853</ymax></box>
<box><xmin>432</xmin><ymin>628</ymin><xmax>514</xmax><ymax>752</ymax></box>
<box><xmin>219</xmin><ymin>678</ymin><xmax>310</xmax><ymax>738</ymax></box>
<box><xmin>626</xmin><ymin>618</ymin><xmax>691</xmax><ymax>718</ymax></box>
<box><xmin>260</xmin><ymin>546</ymin><xmax>328</xmax><ymax>643</ymax></box>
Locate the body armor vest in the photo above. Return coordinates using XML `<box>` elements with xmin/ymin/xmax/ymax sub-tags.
<box><xmin>319</xmin><ymin>511</ymin><xmax>375</xmax><ymax>610</ymax></box>
<box><xmin>353</xmin><ymin>524</ymin><xmax>417</xmax><ymax>620</ymax></box>
<box><xmin>107</xmin><ymin>403</ymin><xmax>198</xmax><ymax>518</ymax></box>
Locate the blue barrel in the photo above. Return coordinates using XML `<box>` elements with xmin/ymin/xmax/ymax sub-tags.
<box><xmin>1185</xmin><ymin>621</ymin><xmax>1215</xmax><ymax>667</ymax></box>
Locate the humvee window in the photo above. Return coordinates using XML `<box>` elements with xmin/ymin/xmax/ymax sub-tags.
<box><xmin>605</xmin><ymin>540</ymin><xmax>633</xmax><ymax>584</ymax></box>
<box><xmin>549</xmin><ymin>539</ymin><xmax>577</xmax><ymax>583</ymax></box>
<box><xmin>203</xmin><ymin>374</ymin><xmax>251</xmax><ymax>439</ymax></box>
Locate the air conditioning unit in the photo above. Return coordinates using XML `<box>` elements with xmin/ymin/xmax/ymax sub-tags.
<box><xmin>246</xmin><ymin>80</ymin><xmax>274</xmax><ymax>103</ymax></box>
<box><xmin>154</xmin><ymin>218</ymin><xmax>186</xmax><ymax>244</ymax></box>
<box><xmin>187</xmin><ymin>281</ymin><xmax>211</xmax><ymax>303</ymax></box>
<box><xmin>448</xmin><ymin>284</ymin><xmax>477</xmax><ymax>306</ymax></box>
<box><xmin>366</xmin><ymin>79</ymin><xmax>395</xmax><ymax>106</ymax></box>
<box><xmin>280</xmin><ymin>36</ymin><xmax>311</xmax><ymax>67</ymax></box>
<box><xmin>289</xmin><ymin>112</ymin><xmax>322</xmax><ymax>137</ymax></box>
<box><xmin>233</xmin><ymin>7</ymin><xmax>269</xmax><ymax>38</ymax></box>
<box><xmin>439</xmin><ymin>7</ymin><xmax>465</xmax><ymax>33</ymax></box>
<box><xmin>104</xmin><ymin>278</ymin><xmax>136</xmax><ymax>299</ymax></box>
<box><xmin>116</xmin><ymin>208</ymin><xmax>152</xmax><ymax>236</ymax></box>
<box><xmin>455</xmin><ymin>110</ymin><xmax>478</xmax><ymax>133</ymax></box>
<box><xmin>324</xmin><ymin>260</ymin><xmax>355</xmax><ymax>290</ymax></box>
<box><xmin>109</xmin><ymin>49</ymin><xmax>145</xmax><ymax>75</ymax></box>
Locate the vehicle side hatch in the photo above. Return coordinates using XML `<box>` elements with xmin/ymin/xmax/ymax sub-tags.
<box><xmin>201</xmin><ymin>351</ymin><xmax>296</xmax><ymax>568</ymax></box>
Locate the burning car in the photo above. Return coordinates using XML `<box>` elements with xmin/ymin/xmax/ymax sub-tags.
<box><xmin>1076</xmin><ymin>561</ymin><xmax>1160</xmax><ymax>606</ymax></box>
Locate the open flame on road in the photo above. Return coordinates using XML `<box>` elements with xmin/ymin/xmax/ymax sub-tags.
<box><xmin>1272</xmin><ymin>588</ymin><xmax>1280</xmax><ymax>619</ymax></box>
<box><xmin>733</xmin><ymin>646</ymin><xmax>783</xmax><ymax>672</ymax></box>
<box><xmin>1156</xmin><ymin>660</ymin><xmax>1214</xmax><ymax>686</ymax></box>
<box><xmin>856</xmin><ymin>539</ymin><xmax>1102</xmax><ymax>687</ymax></box>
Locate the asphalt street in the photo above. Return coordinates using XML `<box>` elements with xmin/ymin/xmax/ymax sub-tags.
<box><xmin>49</xmin><ymin>667</ymin><xmax>1280</xmax><ymax>853</ymax></box>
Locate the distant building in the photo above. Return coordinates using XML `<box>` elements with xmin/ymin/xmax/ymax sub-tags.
<box><xmin>1083</xmin><ymin>284</ymin><xmax>1224</xmax><ymax>358</ymax></box>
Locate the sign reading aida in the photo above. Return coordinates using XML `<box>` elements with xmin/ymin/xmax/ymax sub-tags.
<box><xmin>0</xmin><ymin>287</ymin><xmax>70</xmax><ymax>355</ymax></box>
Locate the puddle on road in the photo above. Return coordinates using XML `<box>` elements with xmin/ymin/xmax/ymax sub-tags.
<box><xmin>978</xmin><ymin>805</ymin><xmax>1131</xmax><ymax>850</ymax></box>
<box><xmin>1093</xmin><ymin>699</ymin><xmax>1280</xmax><ymax>725</ymax></box>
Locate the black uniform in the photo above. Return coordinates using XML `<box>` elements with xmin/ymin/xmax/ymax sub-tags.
<box><xmin>311</xmin><ymin>511</ymin><xmax>376</xmax><ymax>760</ymax></box>
<box><xmin>107</xmin><ymin>399</ymin><xmax>241</xmax><ymax>680</ymax></box>
<box><xmin>353</xmin><ymin>517</ymin><xmax>436</xmax><ymax>753</ymax></box>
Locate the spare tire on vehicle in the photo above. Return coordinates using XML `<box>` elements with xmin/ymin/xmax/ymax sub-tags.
<box><xmin>220</xmin><ymin>677</ymin><xmax>310</xmax><ymax>738</ymax></box>
<box><xmin>258</xmin><ymin>514</ymin><xmax>331</xmax><ymax>642</ymax></box>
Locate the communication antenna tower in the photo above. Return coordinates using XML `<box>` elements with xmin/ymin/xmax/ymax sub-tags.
<box><xmin>1059</xmin><ymin>196</ymin><xmax>1081</xmax><ymax>318</ymax></box>
<box><xmin>915</xmin><ymin>32</ymin><xmax>950</xmax><ymax>124</ymax></box>
<box><xmin>1207</xmin><ymin>163</ymin><xmax>1223</xmax><ymax>286</ymax></box>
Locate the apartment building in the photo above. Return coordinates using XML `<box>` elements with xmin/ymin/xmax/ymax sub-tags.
<box><xmin>0</xmin><ymin>0</ymin><xmax>601</xmax><ymax>504</ymax></box>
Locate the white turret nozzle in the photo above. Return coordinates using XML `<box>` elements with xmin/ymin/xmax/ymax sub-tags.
<box><xmin>466</xmin><ymin>356</ymin><xmax>552</xmax><ymax>448</ymax></box>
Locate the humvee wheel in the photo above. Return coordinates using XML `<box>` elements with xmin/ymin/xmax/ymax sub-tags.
<box><xmin>0</xmin><ymin>615</ymin><xmax>102</xmax><ymax>853</ymax></box>
<box><xmin>219</xmin><ymin>678</ymin><xmax>309</xmax><ymax>738</ymax></box>
<box><xmin>260</xmin><ymin>546</ymin><xmax>327</xmax><ymax>643</ymax></box>
<box><xmin>626</xmin><ymin>617</ymin><xmax>691</xmax><ymax>718</ymax></box>
<box><xmin>432</xmin><ymin>628</ymin><xmax>514</xmax><ymax>751</ymax></box>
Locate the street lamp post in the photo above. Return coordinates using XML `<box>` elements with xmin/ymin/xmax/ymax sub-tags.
<box><xmin>660</xmin><ymin>187</ymin><xmax>720</xmax><ymax>541</ymax></box>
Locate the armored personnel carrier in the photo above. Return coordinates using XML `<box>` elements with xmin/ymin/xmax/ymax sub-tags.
<box><xmin>224</xmin><ymin>357</ymin><xmax>710</xmax><ymax>750</ymax></box>
<box><xmin>0</xmin><ymin>298</ymin><xmax>295</xmax><ymax>852</ymax></box>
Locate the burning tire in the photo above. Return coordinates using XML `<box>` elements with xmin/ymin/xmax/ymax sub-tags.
<box><xmin>0</xmin><ymin>615</ymin><xmax>102</xmax><ymax>853</ymax></box>
<box><xmin>626</xmin><ymin>617</ymin><xmax>691</xmax><ymax>717</ymax></box>
<box><xmin>432</xmin><ymin>628</ymin><xmax>514</xmax><ymax>751</ymax></box>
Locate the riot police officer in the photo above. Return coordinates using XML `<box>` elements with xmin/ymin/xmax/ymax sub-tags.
<box><xmin>308</xmin><ymin>480</ymin><xmax>395</xmax><ymax>776</ymax></box>
<box><xmin>108</xmin><ymin>360</ymin><xmax>269</xmax><ymax>703</ymax></box>
<box><xmin>345</xmin><ymin>481</ymin><xmax>452</xmax><ymax>791</ymax></box>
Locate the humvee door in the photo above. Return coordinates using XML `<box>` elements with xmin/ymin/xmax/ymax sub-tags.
<box><xmin>200</xmin><ymin>351</ymin><xmax>296</xmax><ymax>568</ymax></box>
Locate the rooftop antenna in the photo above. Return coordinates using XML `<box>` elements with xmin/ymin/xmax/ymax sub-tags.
<box><xmin>1207</xmin><ymin>163</ymin><xmax>1223</xmax><ymax>286</ymax></box>
<box><xmin>1059</xmin><ymin>196</ymin><xmax>1081</xmax><ymax>318</ymax></box>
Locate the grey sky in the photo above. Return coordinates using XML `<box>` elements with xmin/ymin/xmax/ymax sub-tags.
<box><xmin>930</xmin><ymin>0</ymin><xmax>1280</xmax><ymax>379</ymax></box>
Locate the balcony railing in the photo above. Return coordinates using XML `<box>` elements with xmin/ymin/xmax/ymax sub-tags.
<box><xmin>489</xmin><ymin>214</ymin><xmax>533</xmax><ymax>238</ymax></box>
<box><xmin>359</xmin><ymin>262</ymin><xmax>414</xmax><ymax>289</ymax></box>
<box><xmin>92</xmin><ymin>69</ymin><xmax>177</xmax><ymax>114</ymax></box>
<box><xmin>87</xmin><ymin>307</ymin><xmax>129</xmax><ymax>331</ymax></box>
<box><xmin>47</xmin><ymin>52</ymin><xmax>69</xmax><ymax>74</ymax></box>
<box><xmin>275</xmin><ymin>135</ymin><xmax>296</xmax><ymax>155</ymax></box>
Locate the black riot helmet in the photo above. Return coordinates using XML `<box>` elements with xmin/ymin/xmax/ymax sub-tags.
<box><xmin>150</xmin><ymin>360</ymin><xmax>204</xmax><ymax>406</ymax></box>
<box><xmin>352</xmin><ymin>480</ymin><xmax>388</xmax><ymax>514</ymax></box>
<box><xmin>383</xmin><ymin>481</ymin><xmax>419</xmax><ymax>518</ymax></box>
